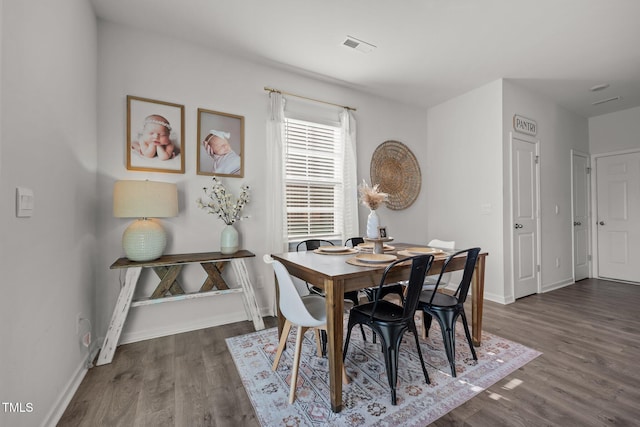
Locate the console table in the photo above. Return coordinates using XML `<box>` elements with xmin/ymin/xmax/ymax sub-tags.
<box><xmin>97</xmin><ymin>250</ymin><xmax>264</xmax><ymax>366</ymax></box>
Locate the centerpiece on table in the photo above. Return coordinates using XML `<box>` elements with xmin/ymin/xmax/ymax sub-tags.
<box><xmin>196</xmin><ymin>176</ymin><xmax>249</xmax><ymax>254</ymax></box>
<box><xmin>358</xmin><ymin>180</ymin><xmax>388</xmax><ymax>238</ymax></box>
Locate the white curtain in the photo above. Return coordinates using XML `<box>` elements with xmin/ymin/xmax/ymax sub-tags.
<box><xmin>340</xmin><ymin>109</ymin><xmax>359</xmax><ymax>240</ymax></box>
<box><xmin>266</xmin><ymin>92</ymin><xmax>287</xmax><ymax>254</ymax></box>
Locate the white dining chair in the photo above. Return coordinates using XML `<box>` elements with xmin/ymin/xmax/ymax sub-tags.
<box><xmin>269</xmin><ymin>259</ymin><xmax>348</xmax><ymax>404</ymax></box>
<box><xmin>424</xmin><ymin>239</ymin><xmax>456</xmax><ymax>289</ymax></box>
<box><xmin>419</xmin><ymin>239</ymin><xmax>456</xmax><ymax>339</ymax></box>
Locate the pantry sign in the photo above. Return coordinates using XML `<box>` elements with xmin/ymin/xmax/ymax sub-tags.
<box><xmin>513</xmin><ymin>115</ymin><xmax>537</xmax><ymax>136</ymax></box>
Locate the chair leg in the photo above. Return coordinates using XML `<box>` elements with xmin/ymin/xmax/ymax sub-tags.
<box><xmin>342</xmin><ymin>319</ymin><xmax>355</xmax><ymax>361</ymax></box>
<box><xmin>272</xmin><ymin>320</ymin><xmax>292</xmax><ymax>371</ymax></box>
<box><xmin>381</xmin><ymin>333</ymin><xmax>402</xmax><ymax>405</ymax></box>
<box><xmin>314</xmin><ymin>329</ymin><xmax>323</xmax><ymax>357</ymax></box>
<box><xmin>460</xmin><ymin>310</ymin><xmax>478</xmax><ymax>361</ymax></box>
<box><xmin>387</xmin><ymin>347</ymin><xmax>399</xmax><ymax>405</ymax></box>
<box><xmin>373</xmin><ymin>325</ymin><xmax>404</xmax><ymax>406</ymax></box>
<box><xmin>289</xmin><ymin>325</ymin><xmax>308</xmax><ymax>404</ymax></box>
<box><xmin>434</xmin><ymin>312</ymin><xmax>458</xmax><ymax>377</ymax></box>
<box><xmin>321</xmin><ymin>330</ymin><xmax>327</xmax><ymax>357</ymax></box>
<box><xmin>421</xmin><ymin>310</ymin><xmax>433</xmax><ymax>339</ymax></box>
<box><xmin>376</xmin><ymin>332</ymin><xmax>393</xmax><ymax>403</ymax></box>
<box><xmin>410</xmin><ymin>323</ymin><xmax>430</xmax><ymax>385</ymax></box>
<box><xmin>359</xmin><ymin>325</ymin><xmax>367</xmax><ymax>342</ymax></box>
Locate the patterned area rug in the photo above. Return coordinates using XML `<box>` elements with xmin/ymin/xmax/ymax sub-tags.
<box><xmin>226</xmin><ymin>319</ymin><xmax>541</xmax><ymax>426</ymax></box>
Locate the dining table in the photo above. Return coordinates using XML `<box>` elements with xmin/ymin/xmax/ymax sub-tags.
<box><xmin>270</xmin><ymin>242</ymin><xmax>488</xmax><ymax>413</ymax></box>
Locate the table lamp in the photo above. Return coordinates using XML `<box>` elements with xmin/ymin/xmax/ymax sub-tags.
<box><xmin>113</xmin><ymin>180</ymin><xmax>178</xmax><ymax>262</ymax></box>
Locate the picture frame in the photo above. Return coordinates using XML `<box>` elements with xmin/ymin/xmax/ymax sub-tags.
<box><xmin>378</xmin><ymin>226</ymin><xmax>388</xmax><ymax>239</ymax></box>
<box><xmin>127</xmin><ymin>95</ymin><xmax>185</xmax><ymax>173</ymax></box>
<box><xmin>197</xmin><ymin>108</ymin><xmax>244</xmax><ymax>177</ymax></box>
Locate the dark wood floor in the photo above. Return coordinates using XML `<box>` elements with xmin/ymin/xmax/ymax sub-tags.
<box><xmin>59</xmin><ymin>278</ymin><xmax>640</xmax><ymax>426</ymax></box>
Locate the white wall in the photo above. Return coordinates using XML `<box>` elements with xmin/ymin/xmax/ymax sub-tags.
<box><xmin>0</xmin><ymin>1</ymin><xmax>97</xmax><ymax>426</ymax></box>
<box><xmin>425</xmin><ymin>79</ymin><xmax>590</xmax><ymax>304</ymax></box>
<box><xmin>503</xmin><ymin>80</ymin><xmax>589</xmax><ymax>297</ymax></box>
<box><xmin>589</xmin><ymin>105</ymin><xmax>640</xmax><ymax>154</ymax></box>
<box><xmin>95</xmin><ymin>21</ymin><xmax>429</xmax><ymax>344</ymax></box>
<box><xmin>426</xmin><ymin>80</ymin><xmax>505</xmax><ymax>302</ymax></box>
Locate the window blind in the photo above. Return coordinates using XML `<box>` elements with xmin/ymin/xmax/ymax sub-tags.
<box><xmin>284</xmin><ymin>118</ymin><xmax>343</xmax><ymax>241</ymax></box>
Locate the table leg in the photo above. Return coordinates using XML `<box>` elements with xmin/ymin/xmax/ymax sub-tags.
<box><xmin>230</xmin><ymin>259</ymin><xmax>265</xmax><ymax>331</ymax></box>
<box><xmin>150</xmin><ymin>265</ymin><xmax>185</xmax><ymax>298</ymax></box>
<box><xmin>324</xmin><ymin>277</ymin><xmax>344</xmax><ymax>413</ymax></box>
<box><xmin>97</xmin><ymin>267</ymin><xmax>142</xmax><ymax>366</ymax></box>
<box><xmin>471</xmin><ymin>254</ymin><xmax>486</xmax><ymax>347</ymax></box>
<box><xmin>200</xmin><ymin>262</ymin><xmax>229</xmax><ymax>291</ymax></box>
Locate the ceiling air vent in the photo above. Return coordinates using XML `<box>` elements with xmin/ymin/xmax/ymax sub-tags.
<box><xmin>591</xmin><ymin>96</ymin><xmax>621</xmax><ymax>106</ymax></box>
<box><xmin>343</xmin><ymin>36</ymin><xmax>376</xmax><ymax>53</ymax></box>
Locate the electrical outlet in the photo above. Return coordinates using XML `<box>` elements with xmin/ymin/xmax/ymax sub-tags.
<box><xmin>82</xmin><ymin>332</ymin><xmax>91</xmax><ymax>348</ymax></box>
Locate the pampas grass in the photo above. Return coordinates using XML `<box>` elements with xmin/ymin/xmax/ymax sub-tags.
<box><xmin>358</xmin><ymin>180</ymin><xmax>388</xmax><ymax>210</ymax></box>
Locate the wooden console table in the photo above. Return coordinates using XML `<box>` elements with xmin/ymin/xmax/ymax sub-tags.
<box><xmin>97</xmin><ymin>250</ymin><xmax>264</xmax><ymax>366</ymax></box>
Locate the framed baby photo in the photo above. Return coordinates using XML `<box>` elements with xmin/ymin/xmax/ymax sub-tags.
<box><xmin>126</xmin><ymin>95</ymin><xmax>185</xmax><ymax>173</ymax></box>
<box><xmin>197</xmin><ymin>108</ymin><xmax>244</xmax><ymax>178</ymax></box>
<box><xmin>378</xmin><ymin>226</ymin><xmax>388</xmax><ymax>239</ymax></box>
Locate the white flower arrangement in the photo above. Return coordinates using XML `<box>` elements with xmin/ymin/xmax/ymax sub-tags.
<box><xmin>196</xmin><ymin>176</ymin><xmax>249</xmax><ymax>225</ymax></box>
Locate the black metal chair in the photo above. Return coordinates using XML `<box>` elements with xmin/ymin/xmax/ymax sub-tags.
<box><xmin>418</xmin><ymin>247</ymin><xmax>480</xmax><ymax>377</ymax></box>
<box><xmin>344</xmin><ymin>237</ymin><xmax>364</xmax><ymax>248</ymax></box>
<box><xmin>295</xmin><ymin>239</ymin><xmax>335</xmax><ymax>252</ymax></box>
<box><xmin>343</xmin><ymin>254</ymin><xmax>434</xmax><ymax>405</ymax></box>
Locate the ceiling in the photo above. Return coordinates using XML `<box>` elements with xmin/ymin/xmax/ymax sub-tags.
<box><xmin>91</xmin><ymin>0</ymin><xmax>640</xmax><ymax>118</ymax></box>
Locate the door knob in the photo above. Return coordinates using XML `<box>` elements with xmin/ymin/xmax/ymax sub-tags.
<box><xmin>514</xmin><ymin>223</ymin><xmax>523</xmax><ymax>229</ymax></box>
<box><xmin>574</xmin><ymin>221</ymin><xmax>582</xmax><ymax>226</ymax></box>
<box><xmin>599</xmin><ymin>221</ymin><xmax>605</xmax><ymax>226</ymax></box>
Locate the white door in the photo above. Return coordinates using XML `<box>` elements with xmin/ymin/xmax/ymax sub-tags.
<box><xmin>512</xmin><ymin>136</ymin><xmax>539</xmax><ymax>299</ymax></box>
<box><xmin>572</xmin><ymin>151</ymin><xmax>590</xmax><ymax>281</ymax></box>
<box><xmin>596</xmin><ymin>152</ymin><xmax>640</xmax><ymax>283</ymax></box>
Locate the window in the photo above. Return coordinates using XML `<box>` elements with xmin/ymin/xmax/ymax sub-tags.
<box><xmin>284</xmin><ymin>117</ymin><xmax>343</xmax><ymax>242</ymax></box>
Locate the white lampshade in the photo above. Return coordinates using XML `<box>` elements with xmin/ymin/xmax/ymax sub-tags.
<box><xmin>113</xmin><ymin>180</ymin><xmax>178</xmax><ymax>218</ymax></box>
<box><xmin>113</xmin><ymin>180</ymin><xmax>178</xmax><ymax>261</ymax></box>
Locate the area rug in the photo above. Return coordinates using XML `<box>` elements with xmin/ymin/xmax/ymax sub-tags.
<box><xmin>226</xmin><ymin>319</ymin><xmax>541</xmax><ymax>426</ymax></box>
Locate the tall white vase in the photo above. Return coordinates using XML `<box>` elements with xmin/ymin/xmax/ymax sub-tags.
<box><xmin>220</xmin><ymin>224</ymin><xmax>239</xmax><ymax>254</ymax></box>
<box><xmin>366</xmin><ymin>209</ymin><xmax>380</xmax><ymax>238</ymax></box>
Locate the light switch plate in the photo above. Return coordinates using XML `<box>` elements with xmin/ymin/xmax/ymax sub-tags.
<box><xmin>16</xmin><ymin>187</ymin><xmax>34</xmax><ymax>217</ymax></box>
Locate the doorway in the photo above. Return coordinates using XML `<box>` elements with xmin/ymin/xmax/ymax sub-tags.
<box><xmin>572</xmin><ymin>150</ymin><xmax>591</xmax><ymax>281</ymax></box>
<box><xmin>511</xmin><ymin>134</ymin><xmax>540</xmax><ymax>299</ymax></box>
<box><xmin>595</xmin><ymin>151</ymin><xmax>640</xmax><ymax>283</ymax></box>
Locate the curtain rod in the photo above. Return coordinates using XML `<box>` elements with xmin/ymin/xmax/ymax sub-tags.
<box><xmin>264</xmin><ymin>86</ymin><xmax>356</xmax><ymax>111</ymax></box>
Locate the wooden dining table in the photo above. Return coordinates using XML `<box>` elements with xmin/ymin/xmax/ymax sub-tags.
<box><xmin>270</xmin><ymin>243</ymin><xmax>488</xmax><ymax>413</ymax></box>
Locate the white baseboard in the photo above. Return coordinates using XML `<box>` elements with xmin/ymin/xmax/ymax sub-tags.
<box><xmin>542</xmin><ymin>278</ymin><xmax>574</xmax><ymax>293</ymax></box>
<box><xmin>41</xmin><ymin>357</ymin><xmax>88</xmax><ymax>427</ymax></box>
<box><xmin>482</xmin><ymin>291</ymin><xmax>512</xmax><ymax>304</ymax></box>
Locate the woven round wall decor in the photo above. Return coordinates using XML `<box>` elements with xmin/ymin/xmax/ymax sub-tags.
<box><xmin>370</xmin><ymin>140</ymin><xmax>421</xmax><ymax>210</ymax></box>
